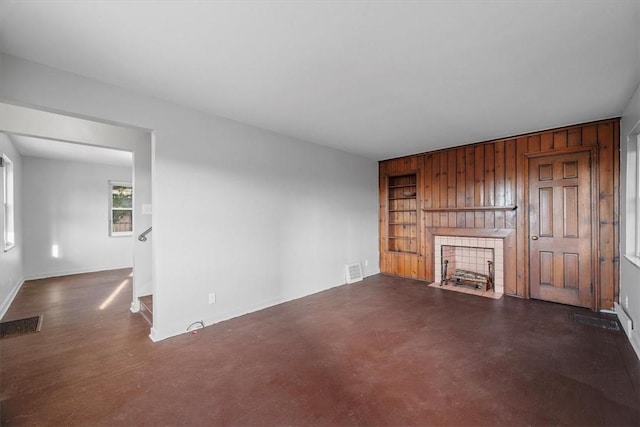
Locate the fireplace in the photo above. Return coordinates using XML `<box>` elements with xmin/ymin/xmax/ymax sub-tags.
<box><xmin>434</xmin><ymin>236</ymin><xmax>504</xmax><ymax>295</ymax></box>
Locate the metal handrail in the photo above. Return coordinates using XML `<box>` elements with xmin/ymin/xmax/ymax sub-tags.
<box><xmin>138</xmin><ymin>226</ymin><xmax>152</xmax><ymax>242</ymax></box>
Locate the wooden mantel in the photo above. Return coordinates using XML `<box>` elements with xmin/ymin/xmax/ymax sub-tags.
<box><xmin>422</xmin><ymin>205</ymin><xmax>517</xmax><ymax>212</ymax></box>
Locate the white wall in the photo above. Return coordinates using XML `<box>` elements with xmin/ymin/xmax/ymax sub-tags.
<box><xmin>0</xmin><ymin>133</ymin><xmax>24</xmax><ymax>319</ymax></box>
<box><xmin>620</xmin><ymin>81</ymin><xmax>640</xmax><ymax>359</ymax></box>
<box><xmin>0</xmin><ymin>54</ymin><xmax>380</xmax><ymax>341</ymax></box>
<box><xmin>22</xmin><ymin>157</ymin><xmax>133</xmax><ymax>279</ymax></box>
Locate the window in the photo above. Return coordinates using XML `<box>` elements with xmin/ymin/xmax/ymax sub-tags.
<box><xmin>109</xmin><ymin>181</ymin><xmax>132</xmax><ymax>236</ymax></box>
<box><xmin>2</xmin><ymin>154</ymin><xmax>15</xmax><ymax>251</ymax></box>
<box><xmin>627</xmin><ymin>133</ymin><xmax>640</xmax><ymax>263</ymax></box>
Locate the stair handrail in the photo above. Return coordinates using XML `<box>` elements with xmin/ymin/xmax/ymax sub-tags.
<box><xmin>138</xmin><ymin>226</ymin><xmax>152</xmax><ymax>242</ymax></box>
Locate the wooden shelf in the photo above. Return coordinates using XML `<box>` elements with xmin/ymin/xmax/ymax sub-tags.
<box><xmin>387</xmin><ymin>173</ymin><xmax>418</xmax><ymax>254</ymax></box>
<box><xmin>389</xmin><ymin>184</ymin><xmax>417</xmax><ymax>189</ymax></box>
<box><xmin>422</xmin><ymin>205</ymin><xmax>517</xmax><ymax>212</ymax></box>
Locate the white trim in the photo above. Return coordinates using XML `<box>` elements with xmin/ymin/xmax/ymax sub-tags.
<box><xmin>624</xmin><ymin>254</ymin><xmax>640</xmax><ymax>269</ymax></box>
<box><xmin>616</xmin><ymin>302</ymin><xmax>640</xmax><ymax>361</ymax></box>
<box><xmin>148</xmin><ymin>277</ymin><xmax>362</xmax><ymax>342</ymax></box>
<box><xmin>636</xmin><ymin>134</ymin><xmax>640</xmax><ymax>257</ymax></box>
<box><xmin>0</xmin><ymin>278</ymin><xmax>24</xmax><ymax>320</ymax></box>
<box><xmin>24</xmin><ymin>265</ymin><xmax>132</xmax><ymax>281</ymax></box>
<box><xmin>2</xmin><ymin>153</ymin><xmax>15</xmax><ymax>250</ymax></box>
<box><xmin>130</xmin><ymin>299</ymin><xmax>141</xmax><ymax>313</ymax></box>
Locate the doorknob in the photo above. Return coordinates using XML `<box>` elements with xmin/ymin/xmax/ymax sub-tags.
<box><xmin>531</xmin><ymin>236</ymin><xmax>539</xmax><ymax>240</ymax></box>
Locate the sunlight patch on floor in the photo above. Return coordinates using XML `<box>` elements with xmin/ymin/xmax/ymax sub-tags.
<box><xmin>99</xmin><ymin>279</ymin><xmax>130</xmax><ymax>310</ymax></box>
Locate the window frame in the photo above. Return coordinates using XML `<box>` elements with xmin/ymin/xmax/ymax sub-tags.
<box><xmin>109</xmin><ymin>180</ymin><xmax>133</xmax><ymax>237</ymax></box>
<box><xmin>2</xmin><ymin>154</ymin><xmax>15</xmax><ymax>251</ymax></box>
<box><xmin>636</xmin><ymin>134</ymin><xmax>640</xmax><ymax>258</ymax></box>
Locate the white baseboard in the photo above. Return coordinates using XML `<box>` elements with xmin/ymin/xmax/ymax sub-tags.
<box><xmin>0</xmin><ymin>277</ymin><xmax>25</xmax><ymax>320</ymax></box>
<box><xmin>147</xmin><ymin>279</ymin><xmax>351</xmax><ymax>342</ymax></box>
<box><xmin>130</xmin><ymin>300</ymin><xmax>140</xmax><ymax>313</ymax></box>
<box><xmin>615</xmin><ymin>302</ymin><xmax>640</xmax><ymax>361</ymax></box>
<box><xmin>24</xmin><ymin>265</ymin><xmax>133</xmax><ymax>281</ymax></box>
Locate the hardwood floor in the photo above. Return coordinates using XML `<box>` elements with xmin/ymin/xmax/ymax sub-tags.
<box><xmin>1</xmin><ymin>269</ymin><xmax>639</xmax><ymax>426</ymax></box>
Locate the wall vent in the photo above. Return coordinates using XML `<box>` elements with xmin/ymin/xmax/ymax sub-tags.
<box><xmin>345</xmin><ymin>263</ymin><xmax>363</xmax><ymax>284</ymax></box>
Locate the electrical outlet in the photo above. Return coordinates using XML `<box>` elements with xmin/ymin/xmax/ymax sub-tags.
<box><xmin>208</xmin><ymin>292</ymin><xmax>216</xmax><ymax>304</ymax></box>
<box><xmin>364</xmin><ymin>259</ymin><xmax>369</xmax><ymax>267</ymax></box>
<box><xmin>625</xmin><ymin>295</ymin><xmax>629</xmax><ymax>309</ymax></box>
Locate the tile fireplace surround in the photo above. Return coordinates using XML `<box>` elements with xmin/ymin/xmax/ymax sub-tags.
<box><xmin>434</xmin><ymin>236</ymin><xmax>504</xmax><ymax>296</ymax></box>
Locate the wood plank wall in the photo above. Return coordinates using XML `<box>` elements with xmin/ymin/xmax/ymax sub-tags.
<box><xmin>379</xmin><ymin>119</ymin><xmax>620</xmax><ymax>309</ymax></box>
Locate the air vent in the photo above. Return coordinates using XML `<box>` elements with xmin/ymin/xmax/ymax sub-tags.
<box><xmin>345</xmin><ymin>263</ymin><xmax>363</xmax><ymax>284</ymax></box>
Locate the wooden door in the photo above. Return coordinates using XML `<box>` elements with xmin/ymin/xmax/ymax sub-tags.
<box><xmin>528</xmin><ymin>150</ymin><xmax>594</xmax><ymax>308</ymax></box>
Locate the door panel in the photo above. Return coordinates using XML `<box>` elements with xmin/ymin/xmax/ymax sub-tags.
<box><xmin>529</xmin><ymin>151</ymin><xmax>593</xmax><ymax>308</ymax></box>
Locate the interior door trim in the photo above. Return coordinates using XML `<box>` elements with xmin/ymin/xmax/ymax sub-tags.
<box><xmin>523</xmin><ymin>145</ymin><xmax>600</xmax><ymax>310</ymax></box>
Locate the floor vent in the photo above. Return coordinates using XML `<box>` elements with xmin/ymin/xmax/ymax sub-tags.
<box><xmin>345</xmin><ymin>263</ymin><xmax>363</xmax><ymax>284</ymax></box>
<box><xmin>571</xmin><ymin>313</ymin><xmax>621</xmax><ymax>332</ymax></box>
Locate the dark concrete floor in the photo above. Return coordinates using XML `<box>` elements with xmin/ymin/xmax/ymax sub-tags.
<box><xmin>1</xmin><ymin>269</ymin><xmax>639</xmax><ymax>426</ymax></box>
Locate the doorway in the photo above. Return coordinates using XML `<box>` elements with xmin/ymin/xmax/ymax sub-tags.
<box><xmin>526</xmin><ymin>148</ymin><xmax>597</xmax><ymax>309</ymax></box>
<box><xmin>0</xmin><ymin>102</ymin><xmax>154</xmax><ymax>324</ymax></box>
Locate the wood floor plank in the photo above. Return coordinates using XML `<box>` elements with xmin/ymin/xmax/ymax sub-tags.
<box><xmin>1</xmin><ymin>269</ymin><xmax>639</xmax><ymax>425</ymax></box>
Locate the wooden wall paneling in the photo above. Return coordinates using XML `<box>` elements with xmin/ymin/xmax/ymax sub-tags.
<box><xmin>431</xmin><ymin>153</ymin><xmax>447</xmax><ymax>227</ymax></box>
<box><xmin>495</xmin><ymin>141</ymin><xmax>506</xmax><ymax>229</ymax></box>
<box><xmin>484</xmin><ymin>143</ymin><xmax>496</xmax><ymax>228</ymax></box>
<box><xmin>554</xmin><ymin>130</ymin><xmax>568</xmax><ymax>149</ymax></box>
<box><xmin>379</xmin><ymin>163</ymin><xmax>388</xmax><ymax>260</ymax></box>
<box><xmin>378</xmin><ymin>118</ymin><xmax>619</xmax><ymax>307</ymax></box>
<box><xmin>474</xmin><ymin>145</ymin><xmax>485</xmax><ymax>228</ymax></box>
<box><xmin>439</xmin><ymin>152</ymin><xmax>448</xmax><ymax>226</ymax></box>
<box><xmin>541</xmin><ymin>132</ymin><xmax>554</xmax><ymax>151</ymax></box>
<box><xmin>417</xmin><ymin>155</ymin><xmax>426</xmax><ymax>280</ymax></box>
<box><xmin>568</xmin><ymin>128</ymin><xmax>582</xmax><ymax>147</ymax></box>
<box><xmin>447</xmin><ymin>150</ymin><xmax>457</xmax><ymax>226</ymax></box>
<box><xmin>411</xmin><ymin>254</ymin><xmax>419</xmax><ymax>279</ymax></box>
<box><xmin>528</xmin><ymin>134</ymin><xmax>541</xmax><ymax>153</ymax></box>
<box><xmin>515</xmin><ymin>137</ymin><xmax>528</xmax><ymax>297</ymax></box>
<box><xmin>504</xmin><ymin>139</ymin><xmax>517</xmax><ymax>229</ymax></box>
<box><xmin>465</xmin><ymin>146</ymin><xmax>476</xmax><ymax>227</ymax></box>
<box><xmin>597</xmin><ymin>122</ymin><xmax>615</xmax><ymax>309</ymax></box>
<box><xmin>582</xmin><ymin>125</ymin><xmax>597</xmax><ymax>146</ymax></box>
<box><xmin>423</xmin><ymin>154</ymin><xmax>433</xmax><ymax>227</ymax></box>
<box><xmin>431</xmin><ymin>153</ymin><xmax>441</xmax><ymax>227</ymax></box>
<box><xmin>456</xmin><ymin>148</ymin><xmax>466</xmax><ymax>227</ymax></box>
<box><xmin>504</xmin><ymin>232</ymin><xmax>518</xmax><ymax>296</ymax></box>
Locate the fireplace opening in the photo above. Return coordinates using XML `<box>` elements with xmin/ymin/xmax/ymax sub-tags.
<box><xmin>442</xmin><ymin>257</ymin><xmax>493</xmax><ymax>291</ymax></box>
<box><xmin>440</xmin><ymin>245</ymin><xmax>494</xmax><ymax>291</ymax></box>
<box><xmin>434</xmin><ymin>236</ymin><xmax>504</xmax><ymax>297</ymax></box>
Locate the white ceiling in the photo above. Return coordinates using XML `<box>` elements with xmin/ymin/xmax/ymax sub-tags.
<box><xmin>0</xmin><ymin>1</ymin><xmax>638</xmax><ymax>161</ymax></box>
<box><xmin>7</xmin><ymin>134</ymin><xmax>132</xmax><ymax>168</ymax></box>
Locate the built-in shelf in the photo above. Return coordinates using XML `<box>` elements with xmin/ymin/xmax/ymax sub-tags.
<box><xmin>387</xmin><ymin>173</ymin><xmax>417</xmax><ymax>254</ymax></box>
<box><xmin>389</xmin><ymin>184</ymin><xmax>417</xmax><ymax>189</ymax></box>
<box><xmin>422</xmin><ymin>205</ymin><xmax>517</xmax><ymax>212</ymax></box>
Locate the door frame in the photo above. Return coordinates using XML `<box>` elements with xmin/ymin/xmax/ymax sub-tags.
<box><xmin>523</xmin><ymin>145</ymin><xmax>600</xmax><ymax>310</ymax></box>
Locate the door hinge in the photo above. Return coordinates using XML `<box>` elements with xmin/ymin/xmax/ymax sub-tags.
<box><xmin>590</xmin><ymin>282</ymin><xmax>594</xmax><ymax>294</ymax></box>
<box><xmin>0</xmin><ymin>157</ymin><xmax>4</xmax><ymax>168</ymax></box>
